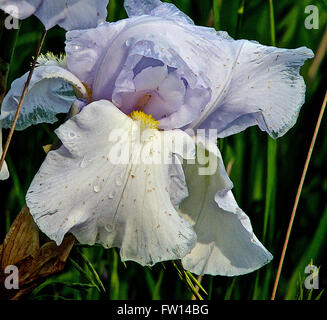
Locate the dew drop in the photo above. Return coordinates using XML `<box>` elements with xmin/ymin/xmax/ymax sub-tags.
<box><xmin>108</xmin><ymin>191</ymin><xmax>116</xmax><ymax>199</ymax></box>
<box><xmin>93</xmin><ymin>185</ymin><xmax>101</xmax><ymax>193</ymax></box>
<box><xmin>105</xmin><ymin>224</ymin><xmax>113</xmax><ymax>232</ymax></box>
<box><xmin>80</xmin><ymin>157</ymin><xmax>88</xmax><ymax>168</ymax></box>
<box><xmin>115</xmin><ymin>176</ymin><xmax>123</xmax><ymax>186</ymax></box>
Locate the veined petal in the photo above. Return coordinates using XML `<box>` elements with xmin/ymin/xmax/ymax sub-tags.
<box><xmin>191</xmin><ymin>41</ymin><xmax>314</xmax><ymax>138</ymax></box>
<box><xmin>34</xmin><ymin>0</ymin><xmax>109</xmax><ymax>31</ymax></box>
<box><xmin>65</xmin><ymin>20</ymin><xmax>128</xmax><ymax>89</ymax></box>
<box><xmin>0</xmin><ymin>65</ymin><xmax>88</xmax><ymax>130</ymax></box>
<box><xmin>0</xmin><ymin>0</ymin><xmax>40</xmax><ymax>19</ymax></box>
<box><xmin>180</xmin><ymin>139</ymin><xmax>272</xmax><ymax>276</ymax></box>
<box><xmin>66</xmin><ymin>19</ymin><xmax>211</xmax><ymax>130</ymax></box>
<box><xmin>26</xmin><ymin>100</ymin><xmax>197</xmax><ymax>266</ymax></box>
<box><xmin>0</xmin><ymin>121</ymin><xmax>9</xmax><ymax>181</ymax></box>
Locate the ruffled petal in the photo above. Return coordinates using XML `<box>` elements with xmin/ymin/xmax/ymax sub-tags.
<box><xmin>65</xmin><ymin>18</ymin><xmax>213</xmax><ymax>129</ymax></box>
<box><xmin>180</xmin><ymin>138</ymin><xmax>273</xmax><ymax>276</ymax></box>
<box><xmin>0</xmin><ymin>0</ymin><xmax>40</xmax><ymax>19</ymax></box>
<box><xmin>124</xmin><ymin>0</ymin><xmax>194</xmax><ymax>25</ymax></box>
<box><xmin>26</xmin><ymin>100</ymin><xmax>197</xmax><ymax>266</ymax></box>
<box><xmin>65</xmin><ymin>20</ymin><xmax>128</xmax><ymax>88</ymax></box>
<box><xmin>123</xmin><ymin>1</ymin><xmax>314</xmax><ymax>138</ymax></box>
<box><xmin>0</xmin><ymin>65</ymin><xmax>88</xmax><ymax>130</ymax></box>
<box><xmin>191</xmin><ymin>41</ymin><xmax>314</xmax><ymax>138</ymax></box>
<box><xmin>0</xmin><ymin>121</ymin><xmax>9</xmax><ymax>181</ymax></box>
<box><xmin>66</xmin><ymin>2</ymin><xmax>312</xmax><ymax>136</ymax></box>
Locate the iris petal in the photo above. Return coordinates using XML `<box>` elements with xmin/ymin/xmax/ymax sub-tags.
<box><xmin>180</xmin><ymin>138</ymin><xmax>273</xmax><ymax>276</ymax></box>
<box><xmin>0</xmin><ymin>65</ymin><xmax>88</xmax><ymax>130</ymax></box>
<box><xmin>26</xmin><ymin>100</ymin><xmax>197</xmax><ymax>266</ymax></box>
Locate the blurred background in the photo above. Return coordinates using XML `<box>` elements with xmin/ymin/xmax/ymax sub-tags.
<box><xmin>0</xmin><ymin>0</ymin><xmax>326</xmax><ymax>300</ymax></box>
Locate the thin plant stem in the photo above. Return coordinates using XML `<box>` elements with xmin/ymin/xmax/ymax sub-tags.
<box><xmin>0</xmin><ymin>28</ymin><xmax>47</xmax><ymax>173</ymax></box>
<box><xmin>271</xmin><ymin>90</ymin><xmax>327</xmax><ymax>300</ymax></box>
<box><xmin>191</xmin><ymin>275</ymin><xmax>203</xmax><ymax>300</ymax></box>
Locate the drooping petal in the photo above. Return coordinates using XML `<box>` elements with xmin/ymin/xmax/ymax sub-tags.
<box><xmin>0</xmin><ymin>121</ymin><xmax>9</xmax><ymax>181</ymax></box>
<box><xmin>0</xmin><ymin>65</ymin><xmax>88</xmax><ymax>130</ymax></box>
<box><xmin>180</xmin><ymin>138</ymin><xmax>273</xmax><ymax>276</ymax></box>
<box><xmin>34</xmin><ymin>0</ymin><xmax>109</xmax><ymax>31</ymax></box>
<box><xmin>0</xmin><ymin>0</ymin><xmax>40</xmax><ymax>19</ymax></box>
<box><xmin>26</xmin><ymin>100</ymin><xmax>197</xmax><ymax>266</ymax></box>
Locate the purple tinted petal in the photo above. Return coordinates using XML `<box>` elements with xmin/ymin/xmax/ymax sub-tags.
<box><xmin>124</xmin><ymin>0</ymin><xmax>193</xmax><ymax>25</ymax></box>
<box><xmin>108</xmin><ymin>39</ymin><xmax>211</xmax><ymax>129</ymax></box>
<box><xmin>189</xmin><ymin>40</ymin><xmax>314</xmax><ymax>138</ymax></box>
<box><xmin>34</xmin><ymin>0</ymin><xmax>109</xmax><ymax>30</ymax></box>
<box><xmin>66</xmin><ymin>20</ymin><xmax>127</xmax><ymax>88</ymax></box>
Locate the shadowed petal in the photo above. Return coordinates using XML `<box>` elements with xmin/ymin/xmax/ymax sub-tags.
<box><xmin>35</xmin><ymin>0</ymin><xmax>109</xmax><ymax>31</ymax></box>
<box><xmin>0</xmin><ymin>0</ymin><xmax>109</xmax><ymax>30</ymax></box>
<box><xmin>180</xmin><ymin>138</ymin><xmax>273</xmax><ymax>276</ymax></box>
<box><xmin>0</xmin><ymin>65</ymin><xmax>88</xmax><ymax>130</ymax></box>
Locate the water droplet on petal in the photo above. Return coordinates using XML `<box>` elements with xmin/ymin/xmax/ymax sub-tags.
<box><xmin>80</xmin><ymin>157</ymin><xmax>88</xmax><ymax>168</ymax></box>
<box><xmin>115</xmin><ymin>176</ymin><xmax>123</xmax><ymax>186</ymax></box>
<box><xmin>108</xmin><ymin>191</ymin><xmax>116</xmax><ymax>199</ymax></box>
<box><xmin>94</xmin><ymin>185</ymin><xmax>101</xmax><ymax>193</ymax></box>
<box><xmin>105</xmin><ymin>224</ymin><xmax>113</xmax><ymax>232</ymax></box>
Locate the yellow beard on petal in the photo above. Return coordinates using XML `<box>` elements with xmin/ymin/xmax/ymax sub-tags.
<box><xmin>129</xmin><ymin>110</ymin><xmax>159</xmax><ymax>131</ymax></box>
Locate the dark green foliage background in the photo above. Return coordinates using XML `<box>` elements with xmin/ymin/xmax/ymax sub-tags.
<box><xmin>0</xmin><ymin>0</ymin><xmax>326</xmax><ymax>300</ymax></box>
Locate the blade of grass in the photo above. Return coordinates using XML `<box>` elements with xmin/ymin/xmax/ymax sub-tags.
<box><xmin>235</xmin><ymin>0</ymin><xmax>246</xmax><ymax>39</ymax></box>
<box><xmin>224</xmin><ymin>277</ymin><xmax>236</xmax><ymax>300</ymax></box>
<box><xmin>271</xmin><ymin>90</ymin><xmax>327</xmax><ymax>300</ymax></box>
<box><xmin>152</xmin><ymin>269</ymin><xmax>164</xmax><ymax>300</ymax></box>
<box><xmin>263</xmin><ymin>138</ymin><xmax>277</xmax><ymax>244</ymax></box>
<box><xmin>110</xmin><ymin>249</ymin><xmax>120</xmax><ymax>299</ymax></box>
<box><xmin>69</xmin><ymin>257</ymin><xmax>101</xmax><ymax>293</ymax></box>
<box><xmin>77</xmin><ymin>249</ymin><xmax>106</xmax><ymax>293</ymax></box>
<box><xmin>212</xmin><ymin>0</ymin><xmax>222</xmax><ymax>30</ymax></box>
